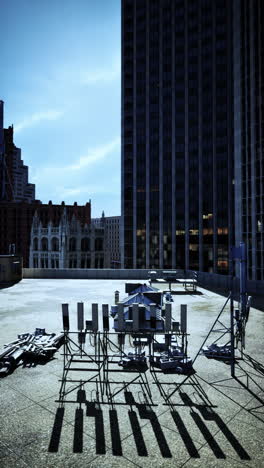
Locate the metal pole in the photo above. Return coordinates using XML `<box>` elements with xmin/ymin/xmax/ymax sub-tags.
<box><xmin>240</xmin><ymin>241</ymin><xmax>247</xmax><ymax>320</ymax></box>
<box><xmin>230</xmin><ymin>290</ymin><xmax>235</xmax><ymax>377</ymax></box>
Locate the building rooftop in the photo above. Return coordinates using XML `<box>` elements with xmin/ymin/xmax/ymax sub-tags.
<box><xmin>0</xmin><ymin>279</ymin><xmax>263</xmax><ymax>467</ymax></box>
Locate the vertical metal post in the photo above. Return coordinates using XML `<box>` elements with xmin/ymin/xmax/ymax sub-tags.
<box><xmin>117</xmin><ymin>303</ymin><xmax>124</xmax><ymax>331</ymax></box>
<box><xmin>230</xmin><ymin>243</ymin><xmax>235</xmax><ymax>377</ymax></box>
<box><xmin>62</xmin><ymin>303</ymin><xmax>70</xmax><ymax>331</ymax></box>
<box><xmin>77</xmin><ymin>302</ymin><xmax>84</xmax><ymax>331</ymax></box>
<box><xmin>230</xmin><ymin>293</ymin><xmax>235</xmax><ymax>377</ymax></box>
<box><xmin>132</xmin><ymin>303</ymin><xmax>139</xmax><ymax>331</ymax></box>
<box><xmin>92</xmin><ymin>303</ymin><xmax>98</xmax><ymax>332</ymax></box>
<box><xmin>180</xmin><ymin>304</ymin><xmax>187</xmax><ymax>333</ymax></box>
<box><xmin>165</xmin><ymin>303</ymin><xmax>172</xmax><ymax>332</ymax></box>
<box><xmin>102</xmin><ymin>304</ymin><xmax>109</xmax><ymax>331</ymax></box>
<box><xmin>240</xmin><ymin>241</ymin><xmax>247</xmax><ymax>320</ymax></box>
<box><xmin>115</xmin><ymin>291</ymin><xmax>120</xmax><ymax>304</ymax></box>
<box><xmin>150</xmin><ymin>303</ymin><xmax>156</xmax><ymax>329</ymax></box>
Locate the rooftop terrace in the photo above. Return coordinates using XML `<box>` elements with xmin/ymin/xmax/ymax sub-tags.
<box><xmin>0</xmin><ymin>279</ymin><xmax>263</xmax><ymax>467</ymax></box>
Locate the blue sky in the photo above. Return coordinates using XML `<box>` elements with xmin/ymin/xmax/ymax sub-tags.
<box><xmin>2</xmin><ymin>0</ymin><xmax>121</xmax><ymax>217</ymax></box>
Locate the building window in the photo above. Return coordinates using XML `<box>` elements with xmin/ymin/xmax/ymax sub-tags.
<box><xmin>95</xmin><ymin>238</ymin><xmax>103</xmax><ymax>251</ymax></box>
<box><xmin>81</xmin><ymin>237</ymin><xmax>90</xmax><ymax>251</ymax></box>
<box><xmin>33</xmin><ymin>238</ymin><xmax>38</xmax><ymax>251</ymax></box>
<box><xmin>41</xmin><ymin>237</ymin><xmax>48</xmax><ymax>251</ymax></box>
<box><xmin>51</xmin><ymin>237</ymin><xmax>59</xmax><ymax>251</ymax></box>
<box><xmin>69</xmin><ymin>237</ymin><xmax>76</xmax><ymax>251</ymax></box>
<box><xmin>51</xmin><ymin>255</ymin><xmax>59</xmax><ymax>268</ymax></box>
<box><xmin>40</xmin><ymin>255</ymin><xmax>48</xmax><ymax>268</ymax></box>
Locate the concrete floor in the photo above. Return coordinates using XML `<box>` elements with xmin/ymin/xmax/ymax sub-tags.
<box><xmin>0</xmin><ymin>279</ymin><xmax>263</xmax><ymax>467</ymax></box>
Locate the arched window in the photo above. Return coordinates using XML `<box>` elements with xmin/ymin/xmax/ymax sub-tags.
<box><xmin>81</xmin><ymin>237</ymin><xmax>90</xmax><ymax>251</ymax></box>
<box><xmin>33</xmin><ymin>238</ymin><xmax>38</xmax><ymax>251</ymax></box>
<box><xmin>41</xmin><ymin>237</ymin><xmax>48</xmax><ymax>251</ymax></box>
<box><xmin>69</xmin><ymin>237</ymin><xmax>76</xmax><ymax>251</ymax></box>
<box><xmin>51</xmin><ymin>237</ymin><xmax>59</xmax><ymax>251</ymax></box>
<box><xmin>95</xmin><ymin>238</ymin><xmax>103</xmax><ymax>251</ymax></box>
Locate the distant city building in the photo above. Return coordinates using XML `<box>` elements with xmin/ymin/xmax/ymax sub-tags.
<box><xmin>29</xmin><ymin>202</ymin><xmax>109</xmax><ymax>269</ymax></box>
<box><xmin>0</xmin><ymin>255</ymin><xmax>22</xmax><ymax>283</ymax></box>
<box><xmin>0</xmin><ymin>200</ymin><xmax>42</xmax><ymax>266</ymax></box>
<box><xmin>0</xmin><ymin>201</ymin><xmax>94</xmax><ymax>268</ymax></box>
<box><xmin>93</xmin><ymin>212</ymin><xmax>121</xmax><ymax>268</ymax></box>
<box><xmin>0</xmin><ymin>101</ymin><xmax>35</xmax><ymax>202</ymax></box>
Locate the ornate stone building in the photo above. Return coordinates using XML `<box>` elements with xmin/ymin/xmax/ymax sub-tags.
<box><xmin>29</xmin><ymin>203</ymin><xmax>109</xmax><ymax>269</ymax></box>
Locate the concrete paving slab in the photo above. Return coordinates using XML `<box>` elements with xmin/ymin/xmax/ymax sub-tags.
<box><xmin>183</xmin><ymin>451</ymin><xmax>249</xmax><ymax>467</ymax></box>
<box><xmin>0</xmin><ymin>279</ymin><xmax>263</xmax><ymax>467</ymax></box>
<box><xmin>4</xmin><ymin>365</ymin><xmax>61</xmax><ymax>401</ymax></box>
<box><xmin>0</xmin><ymin>403</ymin><xmax>99</xmax><ymax>468</ymax></box>
<box><xmin>210</xmin><ymin>417</ymin><xmax>263</xmax><ymax>466</ymax></box>
<box><xmin>0</xmin><ymin>453</ymin><xmax>30</xmax><ymax>468</ymax></box>
<box><xmin>120</xmin><ymin>415</ymin><xmax>204</xmax><ymax>467</ymax></box>
<box><xmin>86</xmin><ymin>451</ymin><xmax>142</xmax><ymax>468</ymax></box>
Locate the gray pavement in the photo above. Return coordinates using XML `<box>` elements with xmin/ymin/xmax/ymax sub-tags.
<box><xmin>0</xmin><ymin>279</ymin><xmax>263</xmax><ymax>467</ymax></box>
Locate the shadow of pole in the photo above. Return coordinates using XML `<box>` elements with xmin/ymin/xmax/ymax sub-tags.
<box><xmin>48</xmin><ymin>407</ymin><xmax>65</xmax><ymax>453</ymax></box>
<box><xmin>86</xmin><ymin>402</ymin><xmax>106</xmax><ymax>455</ymax></box>
<box><xmin>170</xmin><ymin>410</ymin><xmax>200</xmax><ymax>458</ymax></box>
<box><xmin>128</xmin><ymin>410</ymin><xmax>148</xmax><ymax>456</ymax></box>
<box><xmin>180</xmin><ymin>392</ymin><xmax>251</xmax><ymax>461</ymax></box>
<box><xmin>73</xmin><ymin>407</ymin><xmax>83</xmax><ymax>453</ymax></box>
<box><xmin>109</xmin><ymin>409</ymin><xmax>123</xmax><ymax>456</ymax></box>
<box><xmin>138</xmin><ymin>404</ymin><xmax>172</xmax><ymax>458</ymax></box>
<box><xmin>190</xmin><ymin>411</ymin><xmax>225</xmax><ymax>458</ymax></box>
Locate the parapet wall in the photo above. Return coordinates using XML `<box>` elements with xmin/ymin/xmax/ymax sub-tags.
<box><xmin>23</xmin><ymin>268</ymin><xmax>263</xmax><ymax>309</ymax></box>
<box><xmin>23</xmin><ymin>268</ymin><xmax>154</xmax><ymax>280</ymax></box>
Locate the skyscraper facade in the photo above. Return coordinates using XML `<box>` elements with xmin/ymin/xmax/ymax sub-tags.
<box><xmin>0</xmin><ymin>101</ymin><xmax>35</xmax><ymax>202</ymax></box>
<box><xmin>233</xmin><ymin>0</ymin><xmax>264</xmax><ymax>281</ymax></box>
<box><xmin>121</xmin><ymin>0</ymin><xmax>233</xmax><ymax>272</ymax></box>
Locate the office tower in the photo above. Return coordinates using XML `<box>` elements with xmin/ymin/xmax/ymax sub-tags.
<box><xmin>0</xmin><ymin>101</ymin><xmax>4</xmax><ymax>155</ymax></box>
<box><xmin>0</xmin><ymin>101</ymin><xmax>35</xmax><ymax>202</ymax></box>
<box><xmin>93</xmin><ymin>213</ymin><xmax>121</xmax><ymax>268</ymax></box>
<box><xmin>121</xmin><ymin>0</ymin><xmax>233</xmax><ymax>272</ymax></box>
<box><xmin>233</xmin><ymin>0</ymin><xmax>264</xmax><ymax>281</ymax></box>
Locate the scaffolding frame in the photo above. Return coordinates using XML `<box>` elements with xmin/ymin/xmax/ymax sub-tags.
<box><xmin>57</xmin><ymin>302</ymin><xmax>191</xmax><ymax>407</ymax></box>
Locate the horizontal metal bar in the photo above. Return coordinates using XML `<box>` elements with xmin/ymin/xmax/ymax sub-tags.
<box><xmin>61</xmin><ymin>331</ymin><xmax>188</xmax><ymax>336</ymax></box>
<box><xmin>55</xmin><ymin>399</ymin><xmax>158</xmax><ymax>406</ymax></box>
<box><xmin>59</xmin><ymin>379</ymin><xmax>150</xmax><ymax>384</ymax></box>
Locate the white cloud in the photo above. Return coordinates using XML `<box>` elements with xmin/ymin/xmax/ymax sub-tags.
<box><xmin>52</xmin><ymin>55</ymin><xmax>120</xmax><ymax>89</ymax></box>
<box><xmin>56</xmin><ymin>184</ymin><xmax>114</xmax><ymax>198</ymax></box>
<box><xmin>79</xmin><ymin>59</ymin><xmax>120</xmax><ymax>86</ymax></box>
<box><xmin>31</xmin><ymin>137</ymin><xmax>120</xmax><ymax>194</ymax></box>
<box><xmin>14</xmin><ymin>110</ymin><xmax>64</xmax><ymax>133</ymax></box>
<box><xmin>68</xmin><ymin>137</ymin><xmax>120</xmax><ymax>171</ymax></box>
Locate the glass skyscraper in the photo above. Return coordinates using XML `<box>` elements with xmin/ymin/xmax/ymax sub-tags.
<box><xmin>121</xmin><ymin>0</ymin><xmax>233</xmax><ymax>272</ymax></box>
<box><xmin>233</xmin><ymin>0</ymin><xmax>264</xmax><ymax>281</ymax></box>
